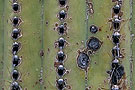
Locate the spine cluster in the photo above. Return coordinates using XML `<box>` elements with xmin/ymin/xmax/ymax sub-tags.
<box><xmin>109</xmin><ymin>0</ymin><xmax>126</xmax><ymax>89</ymax></box>
<box><xmin>54</xmin><ymin>0</ymin><xmax>69</xmax><ymax>90</ymax></box>
<box><xmin>11</xmin><ymin>0</ymin><xmax>22</xmax><ymax>89</ymax></box>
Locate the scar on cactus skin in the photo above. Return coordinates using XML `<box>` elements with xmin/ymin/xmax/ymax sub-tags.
<box><xmin>86</xmin><ymin>37</ymin><xmax>102</xmax><ymax>52</ymax></box>
<box><xmin>76</xmin><ymin>50</ymin><xmax>90</xmax><ymax>71</ymax></box>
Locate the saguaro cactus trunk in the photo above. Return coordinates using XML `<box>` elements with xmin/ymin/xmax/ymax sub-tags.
<box><xmin>0</xmin><ymin>0</ymin><xmax>135</xmax><ymax>90</ymax></box>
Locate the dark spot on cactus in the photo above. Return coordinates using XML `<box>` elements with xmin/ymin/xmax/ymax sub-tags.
<box><xmin>12</xmin><ymin>42</ymin><xmax>20</xmax><ymax>55</ymax></box>
<box><xmin>11</xmin><ymin>82</ymin><xmax>21</xmax><ymax>90</ymax></box>
<box><xmin>77</xmin><ymin>52</ymin><xmax>90</xmax><ymax>70</ymax></box>
<box><xmin>111</xmin><ymin>59</ymin><xmax>119</xmax><ymax>69</ymax></box>
<box><xmin>58</xmin><ymin>37</ymin><xmax>65</xmax><ymax>49</ymax></box>
<box><xmin>66</xmin><ymin>85</ymin><xmax>71</xmax><ymax>89</ymax></box>
<box><xmin>57</xmin><ymin>51</ymin><xmax>66</xmax><ymax>62</ymax></box>
<box><xmin>66</xmin><ymin>5</ymin><xmax>69</xmax><ymax>11</ymax></box>
<box><xmin>56</xmin><ymin>79</ymin><xmax>66</xmax><ymax>90</ymax></box>
<box><xmin>112</xmin><ymin>32</ymin><xmax>120</xmax><ymax>44</ymax></box>
<box><xmin>40</xmin><ymin>49</ymin><xmax>44</xmax><ymax>57</ymax></box>
<box><xmin>64</xmin><ymin>22</ymin><xmax>67</xmax><ymax>26</ymax></box>
<box><xmin>12</xmin><ymin>3</ymin><xmax>20</xmax><ymax>12</ymax></box>
<box><xmin>113</xmin><ymin>4</ymin><xmax>121</xmax><ymax>14</ymax></box>
<box><xmin>12</xmin><ymin>17</ymin><xmax>19</xmax><ymax>26</ymax></box>
<box><xmin>12</xmin><ymin>28</ymin><xmax>21</xmax><ymax>40</ymax></box>
<box><xmin>57</xmin><ymin>65</ymin><xmax>66</xmax><ymax>76</ymax></box>
<box><xmin>112</xmin><ymin>45</ymin><xmax>120</xmax><ymax>58</ymax></box>
<box><xmin>46</xmin><ymin>21</ymin><xmax>49</xmax><ymax>25</ymax></box>
<box><xmin>110</xmin><ymin>60</ymin><xmax>125</xmax><ymax>85</ymax></box>
<box><xmin>87</xmin><ymin>37</ymin><xmax>102</xmax><ymax>51</ymax></box>
<box><xmin>89</xmin><ymin>25</ymin><xmax>98</xmax><ymax>34</ymax></box>
<box><xmin>12</xmin><ymin>55</ymin><xmax>21</xmax><ymax>67</ymax></box>
<box><xmin>58</xmin><ymin>24</ymin><xmax>65</xmax><ymax>35</ymax></box>
<box><xmin>59</xmin><ymin>10</ymin><xmax>67</xmax><ymax>20</ymax></box>
<box><xmin>59</xmin><ymin>0</ymin><xmax>67</xmax><ymax>6</ymax></box>
<box><xmin>12</xmin><ymin>69</ymin><xmax>19</xmax><ymax>81</ymax></box>
<box><xmin>113</xmin><ymin>18</ymin><xmax>120</xmax><ymax>30</ymax></box>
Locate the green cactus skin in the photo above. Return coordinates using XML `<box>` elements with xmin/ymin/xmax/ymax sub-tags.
<box><xmin>17</xmin><ymin>0</ymin><xmax>42</xmax><ymax>90</ymax></box>
<box><xmin>131</xmin><ymin>0</ymin><xmax>135</xmax><ymax>89</ymax></box>
<box><xmin>0</xmin><ymin>0</ymin><xmax>13</xmax><ymax>89</ymax></box>
<box><xmin>0</xmin><ymin>0</ymin><xmax>134</xmax><ymax>90</ymax></box>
